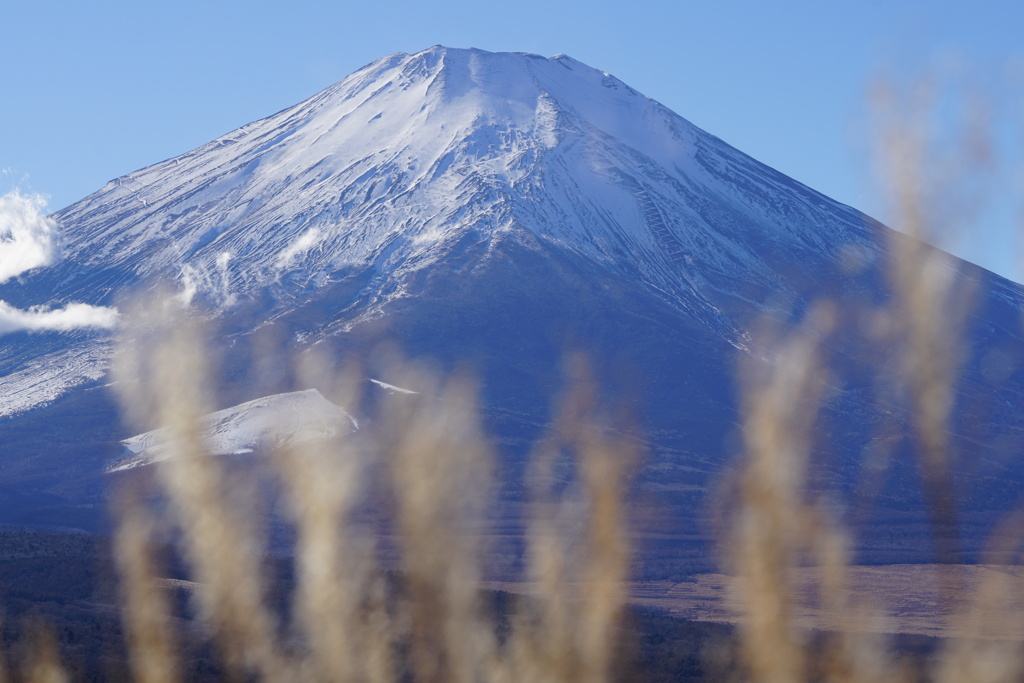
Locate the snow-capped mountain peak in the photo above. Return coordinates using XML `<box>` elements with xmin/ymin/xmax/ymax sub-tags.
<box><xmin>45</xmin><ymin>46</ymin><xmax>868</xmax><ymax>328</ymax></box>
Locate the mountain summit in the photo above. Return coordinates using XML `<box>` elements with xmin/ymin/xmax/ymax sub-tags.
<box><xmin>3</xmin><ymin>48</ymin><xmax>1024</xmax><ymax>570</ymax></box>
<box><xmin>49</xmin><ymin>46</ymin><xmax>871</xmax><ymax>334</ymax></box>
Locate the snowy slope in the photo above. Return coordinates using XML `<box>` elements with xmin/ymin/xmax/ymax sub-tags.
<box><xmin>0</xmin><ymin>341</ymin><xmax>110</xmax><ymax>418</ymax></box>
<box><xmin>108</xmin><ymin>389</ymin><xmax>357</xmax><ymax>472</ymax></box>
<box><xmin>46</xmin><ymin>47</ymin><xmax>874</xmax><ymax>329</ymax></box>
<box><xmin>0</xmin><ymin>45</ymin><xmax>985</xmax><ymax>422</ymax></box>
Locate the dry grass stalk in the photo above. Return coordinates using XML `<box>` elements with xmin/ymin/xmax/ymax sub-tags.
<box><xmin>730</xmin><ymin>304</ymin><xmax>833</xmax><ymax>683</ymax></box>
<box><xmin>274</xmin><ymin>355</ymin><xmax>392</xmax><ymax>683</ymax></box>
<box><xmin>934</xmin><ymin>511</ymin><xmax>1024</xmax><ymax>682</ymax></box>
<box><xmin>113</xmin><ymin>489</ymin><xmax>180</xmax><ymax>683</ymax></box>
<box><xmin>108</xmin><ymin>309</ymin><xmax>633</xmax><ymax>683</ymax></box>
<box><xmin>804</xmin><ymin>504</ymin><xmax>904</xmax><ymax>683</ymax></box>
<box><xmin>869</xmin><ymin>76</ymin><xmax>1024</xmax><ymax>681</ymax></box>
<box><xmin>730</xmin><ymin>300</ymin><xmax>917</xmax><ymax>683</ymax></box>
<box><xmin>870</xmin><ymin>77</ymin><xmax>990</xmax><ymax>572</ymax></box>
<box><xmin>22</xmin><ymin>629</ymin><xmax>67</xmax><ymax>683</ymax></box>
<box><xmin>385</xmin><ymin>367</ymin><xmax>496</xmax><ymax>683</ymax></box>
<box><xmin>113</xmin><ymin>305</ymin><xmax>291</xmax><ymax>681</ymax></box>
<box><xmin>721</xmin><ymin>76</ymin><xmax>1012</xmax><ymax>683</ymax></box>
<box><xmin>0</xmin><ymin>625</ymin><xmax>7</xmax><ymax>683</ymax></box>
<box><xmin>937</xmin><ymin>586</ymin><xmax>1023</xmax><ymax>683</ymax></box>
<box><xmin>719</xmin><ymin>74</ymin><xmax>1017</xmax><ymax>683</ymax></box>
<box><xmin>577</xmin><ymin>430</ymin><xmax>630</xmax><ymax>683</ymax></box>
<box><xmin>506</xmin><ymin>370</ymin><xmax>632</xmax><ymax>683</ymax></box>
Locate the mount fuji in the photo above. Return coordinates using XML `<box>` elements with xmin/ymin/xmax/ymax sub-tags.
<box><xmin>3</xmin><ymin>47</ymin><xmax>1024</xmax><ymax>573</ymax></box>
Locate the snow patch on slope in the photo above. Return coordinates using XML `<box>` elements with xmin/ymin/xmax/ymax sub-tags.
<box><xmin>369</xmin><ymin>378</ymin><xmax>418</xmax><ymax>395</ymax></box>
<box><xmin>0</xmin><ymin>343</ymin><xmax>111</xmax><ymax>418</ymax></box>
<box><xmin>109</xmin><ymin>389</ymin><xmax>357</xmax><ymax>472</ymax></box>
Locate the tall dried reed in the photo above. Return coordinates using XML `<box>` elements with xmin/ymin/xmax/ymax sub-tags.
<box><xmin>7</xmin><ymin>76</ymin><xmax>1023</xmax><ymax>683</ymax></box>
<box><xmin>96</xmin><ymin>302</ymin><xmax>634</xmax><ymax>683</ymax></box>
<box><xmin>719</xmin><ymin>74</ymin><xmax>1022</xmax><ymax>683</ymax></box>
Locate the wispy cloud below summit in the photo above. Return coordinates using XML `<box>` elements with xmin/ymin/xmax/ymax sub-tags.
<box><xmin>0</xmin><ymin>188</ymin><xmax>120</xmax><ymax>334</ymax></box>
<box><xmin>0</xmin><ymin>190</ymin><xmax>58</xmax><ymax>283</ymax></box>
<box><xmin>0</xmin><ymin>301</ymin><xmax>119</xmax><ymax>335</ymax></box>
<box><xmin>276</xmin><ymin>227</ymin><xmax>322</xmax><ymax>269</ymax></box>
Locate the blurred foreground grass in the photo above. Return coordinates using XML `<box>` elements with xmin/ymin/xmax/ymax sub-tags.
<box><xmin>3</xmin><ymin>74</ymin><xmax>1024</xmax><ymax>683</ymax></box>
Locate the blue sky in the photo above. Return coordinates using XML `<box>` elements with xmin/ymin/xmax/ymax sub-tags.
<box><xmin>3</xmin><ymin>0</ymin><xmax>1023</xmax><ymax>279</ymax></box>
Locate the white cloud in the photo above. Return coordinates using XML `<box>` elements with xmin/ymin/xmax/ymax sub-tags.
<box><xmin>0</xmin><ymin>190</ymin><xmax>59</xmax><ymax>284</ymax></box>
<box><xmin>216</xmin><ymin>251</ymin><xmax>235</xmax><ymax>305</ymax></box>
<box><xmin>0</xmin><ymin>188</ymin><xmax>120</xmax><ymax>335</ymax></box>
<box><xmin>276</xmin><ymin>227</ymin><xmax>322</xmax><ymax>269</ymax></box>
<box><xmin>172</xmin><ymin>253</ymin><xmax>236</xmax><ymax>308</ymax></box>
<box><xmin>0</xmin><ymin>300</ymin><xmax>119</xmax><ymax>335</ymax></box>
<box><xmin>175</xmin><ymin>265</ymin><xmax>199</xmax><ymax>307</ymax></box>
